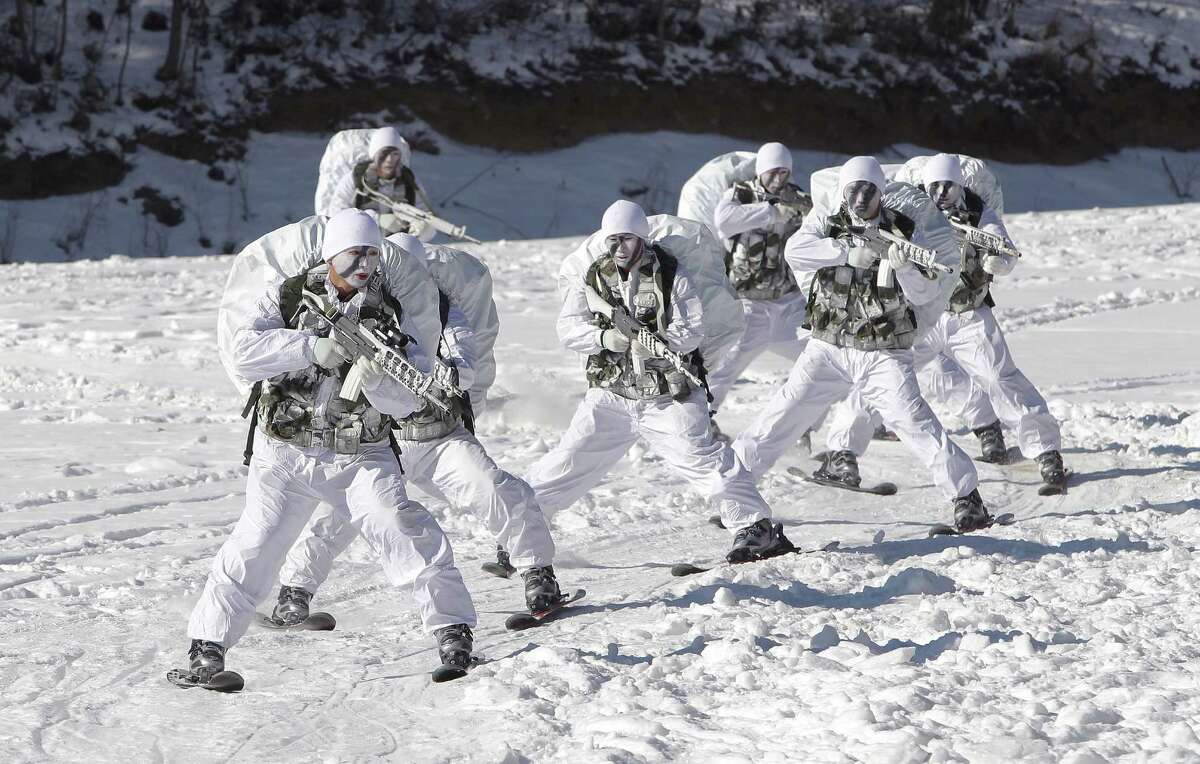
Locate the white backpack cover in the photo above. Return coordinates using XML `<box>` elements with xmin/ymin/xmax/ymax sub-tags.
<box><xmin>216</xmin><ymin>215</ymin><xmax>442</xmax><ymax>397</ymax></box>
<box><xmin>676</xmin><ymin>151</ymin><xmax>757</xmax><ymax>233</ymax></box>
<box><xmin>893</xmin><ymin>153</ymin><xmax>1004</xmax><ymax>215</ymax></box>
<box><xmin>558</xmin><ymin>214</ymin><xmax>745</xmax><ymax>366</ymax></box>
<box><xmin>314</xmin><ymin>128</ymin><xmax>414</xmax><ymax>217</ymax></box>
<box><xmin>807</xmin><ymin>167</ymin><xmax>960</xmax><ymax>340</ymax></box>
<box><xmin>418</xmin><ymin>243</ymin><xmax>499</xmax><ymax>411</ymax></box>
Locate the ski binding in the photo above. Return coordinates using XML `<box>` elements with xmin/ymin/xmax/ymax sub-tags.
<box><xmin>166</xmin><ymin>668</ymin><xmax>245</xmax><ymax>693</ymax></box>
<box><xmin>504</xmin><ymin>589</ymin><xmax>586</xmax><ymax>631</ymax></box>
<box><xmin>671</xmin><ymin>540</ymin><xmax>841</xmax><ymax>577</ymax></box>
<box><xmin>927</xmin><ymin>512</ymin><xmax>1016</xmax><ymax>537</ymax></box>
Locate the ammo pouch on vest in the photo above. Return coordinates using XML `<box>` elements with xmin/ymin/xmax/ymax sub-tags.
<box><xmin>393</xmin><ymin>399</ymin><xmax>460</xmax><ymax>442</ymax></box>
<box><xmin>948</xmin><ymin>244</ymin><xmax>995</xmax><ymax>313</ymax></box>
<box><xmin>807</xmin><ymin>265</ymin><xmax>918</xmax><ymax>351</ymax></box>
<box><xmin>726</xmin><ymin>182</ymin><xmax>801</xmax><ymax>301</ymax></box>
<box><xmin>256</xmin><ymin>389</ymin><xmax>389</xmax><ymax>455</ymax></box>
<box><xmin>583</xmin><ymin>248</ymin><xmax>702</xmax><ymax>402</ymax></box>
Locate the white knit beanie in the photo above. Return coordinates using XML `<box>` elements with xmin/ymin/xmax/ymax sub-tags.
<box><xmin>387</xmin><ymin>231</ymin><xmax>426</xmax><ymax>260</ymax></box>
<box><xmin>921</xmin><ymin>153</ymin><xmax>964</xmax><ymax>188</ymax></box>
<box><xmin>322</xmin><ymin>209</ymin><xmax>382</xmax><ymax>261</ymax></box>
<box><xmin>368</xmin><ymin>127</ymin><xmax>407</xmax><ymax>162</ymax></box>
<box><xmin>599</xmin><ymin>200</ymin><xmax>651</xmax><ymax>240</ymax></box>
<box><xmin>755</xmin><ymin>142</ymin><xmax>793</xmax><ymax>176</ymax></box>
<box><xmin>838</xmin><ymin>156</ymin><xmax>887</xmax><ymax>199</ymax></box>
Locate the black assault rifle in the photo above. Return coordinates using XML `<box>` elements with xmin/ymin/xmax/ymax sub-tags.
<box><xmin>583</xmin><ymin>285</ymin><xmax>704</xmax><ymax>388</ymax></box>
<box><xmin>301</xmin><ymin>288</ymin><xmax>454</xmax><ymax>414</ymax></box>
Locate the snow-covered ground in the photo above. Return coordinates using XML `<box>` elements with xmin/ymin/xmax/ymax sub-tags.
<box><xmin>1</xmin><ymin>190</ymin><xmax>1199</xmax><ymax>760</ymax></box>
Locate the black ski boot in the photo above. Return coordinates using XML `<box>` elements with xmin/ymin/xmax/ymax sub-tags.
<box><xmin>814</xmin><ymin>450</ymin><xmax>861</xmax><ymax>488</ymax></box>
<box><xmin>523</xmin><ymin>565</ymin><xmax>562</xmax><ymax>613</ymax></box>
<box><xmin>188</xmin><ymin>639</ymin><xmax>225</xmax><ymax>683</ymax></box>
<box><xmin>974</xmin><ymin>420</ymin><xmax>1008</xmax><ymax>463</ymax></box>
<box><xmin>1037</xmin><ymin>450</ymin><xmax>1067</xmax><ymax>487</ymax></box>
<box><xmin>434</xmin><ymin>624</ymin><xmax>473</xmax><ymax>671</ymax></box>
<box><xmin>953</xmin><ymin>489</ymin><xmax>993</xmax><ymax>533</ymax></box>
<box><xmin>710</xmin><ymin>415</ymin><xmax>731</xmax><ymax>444</ymax></box>
<box><xmin>726</xmin><ymin>518</ymin><xmax>796</xmax><ymax>564</ymax></box>
<box><xmin>482</xmin><ymin>545</ymin><xmax>517</xmax><ymax>578</ymax></box>
<box><xmin>872</xmin><ymin>424</ymin><xmax>899</xmax><ymax>441</ymax></box>
<box><xmin>272</xmin><ymin>585</ymin><xmax>312</xmax><ymax>625</ymax></box>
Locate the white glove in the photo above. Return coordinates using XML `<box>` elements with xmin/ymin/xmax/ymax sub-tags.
<box><xmin>313</xmin><ymin>337</ymin><xmax>352</xmax><ymax>369</ymax></box>
<box><xmin>982</xmin><ymin>254</ymin><xmax>1015</xmax><ymax>276</ymax></box>
<box><xmin>886</xmin><ymin>243</ymin><xmax>911</xmax><ymax>270</ymax></box>
<box><xmin>600</xmin><ymin>329</ymin><xmax>630</xmax><ymax>353</ymax></box>
<box><xmin>352</xmin><ymin>356</ymin><xmax>386</xmax><ymax>391</ymax></box>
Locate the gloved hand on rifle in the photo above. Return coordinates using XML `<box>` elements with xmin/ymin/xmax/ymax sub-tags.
<box><xmin>313</xmin><ymin>337</ymin><xmax>352</xmax><ymax>369</ymax></box>
<box><xmin>352</xmin><ymin>357</ymin><xmax>386</xmax><ymax>391</ymax></box>
<box><xmin>599</xmin><ymin>329</ymin><xmax>631</xmax><ymax>353</ymax></box>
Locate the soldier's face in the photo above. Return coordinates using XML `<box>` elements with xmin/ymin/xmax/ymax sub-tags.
<box><xmin>759</xmin><ymin>168</ymin><xmax>790</xmax><ymax>194</ymax></box>
<box><xmin>844</xmin><ymin>181</ymin><xmax>881</xmax><ymax>220</ymax></box>
<box><xmin>329</xmin><ymin>246</ymin><xmax>381</xmax><ymax>290</ymax></box>
<box><xmin>607</xmin><ymin>234</ymin><xmax>644</xmax><ymax>270</ymax></box>
<box><xmin>928</xmin><ymin>180</ymin><xmax>961</xmax><ymax>210</ymax></box>
<box><xmin>375</xmin><ymin>148</ymin><xmax>401</xmax><ymax>179</ymax></box>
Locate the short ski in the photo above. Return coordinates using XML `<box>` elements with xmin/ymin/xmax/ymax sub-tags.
<box><xmin>671</xmin><ymin>540</ymin><xmax>841</xmax><ymax>577</ymax></box>
<box><xmin>254</xmin><ymin>611</ymin><xmax>336</xmax><ymax>631</ymax></box>
<box><xmin>787</xmin><ymin>466</ymin><xmax>897</xmax><ymax>496</ymax></box>
<box><xmin>165</xmin><ymin>669</ymin><xmax>245</xmax><ymax>693</ymax></box>
<box><xmin>504</xmin><ymin>589</ymin><xmax>586</xmax><ymax>631</ymax></box>
<box><xmin>1037</xmin><ymin>469</ymin><xmax>1073</xmax><ymax>496</ymax></box>
<box><xmin>927</xmin><ymin>512</ymin><xmax>1016</xmax><ymax>537</ymax></box>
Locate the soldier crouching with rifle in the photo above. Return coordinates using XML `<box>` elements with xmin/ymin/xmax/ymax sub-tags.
<box><xmin>328</xmin><ymin>126</ymin><xmax>480</xmax><ymax>244</ymax></box>
<box><xmin>526</xmin><ymin>201</ymin><xmax>795</xmax><ymax>564</ymax></box>
<box><xmin>732</xmin><ymin>157</ymin><xmax>998</xmax><ymax>534</ymax></box>
<box><xmin>173</xmin><ymin>210</ymin><xmax>478</xmax><ymax>689</ymax></box>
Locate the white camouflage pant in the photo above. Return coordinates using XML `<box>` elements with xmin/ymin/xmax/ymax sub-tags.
<box><xmin>707</xmin><ymin>293</ymin><xmax>810</xmax><ymax>411</ymax></box>
<box><xmin>526</xmin><ymin>388</ymin><xmax>771</xmax><ymax>532</ymax></box>
<box><xmin>279</xmin><ymin>425</ymin><xmax>557</xmax><ymax>592</ymax></box>
<box><xmin>187</xmin><ymin>433</ymin><xmax>476</xmax><ymax>648</ymax></box>
<box><xmin>733</xmin><ymin>340</ymin><xmax>978</xmax><ymax>500</ymax></box>
<box><xmin>826</xmin><ymin>306</ymin><xmax>1059</xmax><ymax>459</ymax></box>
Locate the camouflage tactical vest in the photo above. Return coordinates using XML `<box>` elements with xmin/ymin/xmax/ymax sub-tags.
<box><xmin>584</xmin><ymin>247</ymin><xmax>704</xmax><ymax>401</ymax></box>
<box><xmin>726</xmin><ymin>181</ymin><xmax>810</xmax><ymax>301</ymax></box>
<box><xmin>393</xmin><ymin>290</ymin><xmax>473</xmax><ymax>442</ymax></box>
<box><xmin>939</xmin><ymin>189</ymin><xmax>995</xmax><ymax>313</ymax></box>
<box><xmin>804</xmin><ymin>207</ymin><xmax>920</xmax><ymax>351</ymax></box>
<box><xmin>255</xmin><ymin>269</ymin><xmax>402</xmax><ymax>452</ymax></box>
<box><xmin>353</xmin><ymin>160</ymin><xmax>419</xmax><ymax>220</ymax></box>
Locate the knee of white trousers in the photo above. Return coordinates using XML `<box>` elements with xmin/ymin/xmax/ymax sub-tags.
<box><xmin>278</xmin><ymin>512</ymin><xmax>357</xmax><ymax>594</ymax></box>
<box><xmin>489</xmin><ymin>468</ymin><xmax>556</xmax><ymax>568</ymax></box>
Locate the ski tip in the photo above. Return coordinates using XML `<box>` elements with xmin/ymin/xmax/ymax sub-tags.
<box><xmin>431</xmin><ymin>665</ymin><xmax>469</xmax><ymax>683</ymax></box>
<box><xmin>504</xmin><ymin>613</ymin><xmax>540</xmax><ymax>631</ymax></box>
<box><xmin>480</xmin><ymin>562</ymin><xmax>514</xmax><ymax>579</ymax></box>
<box><xmin>304</xmin><ymin>612</ymin><xmax>337</xmax><ymax>631</ymax></box>
<box><xmin>819</xmin><ymin>540</ymin><xmax>841</xmax><ymax>552</ymax></box>
<box><xmin>707</xmin><ymin>514</ymin><xmax>726</xmax><ymax>530</ymax></box>
<box><xmin>875</xmin><ymin>482</ymin><xmax>899</xmax><ymax>496</ymax></box>
<box><xmin>671</xmin><ymin>563</ymin><xmax>710</xmax><ymax>577</ymax></box>
<box><xmin>995</xmin><ymin>512</ymin><xmax>1017</xmax><ymax>525</ymax></box>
